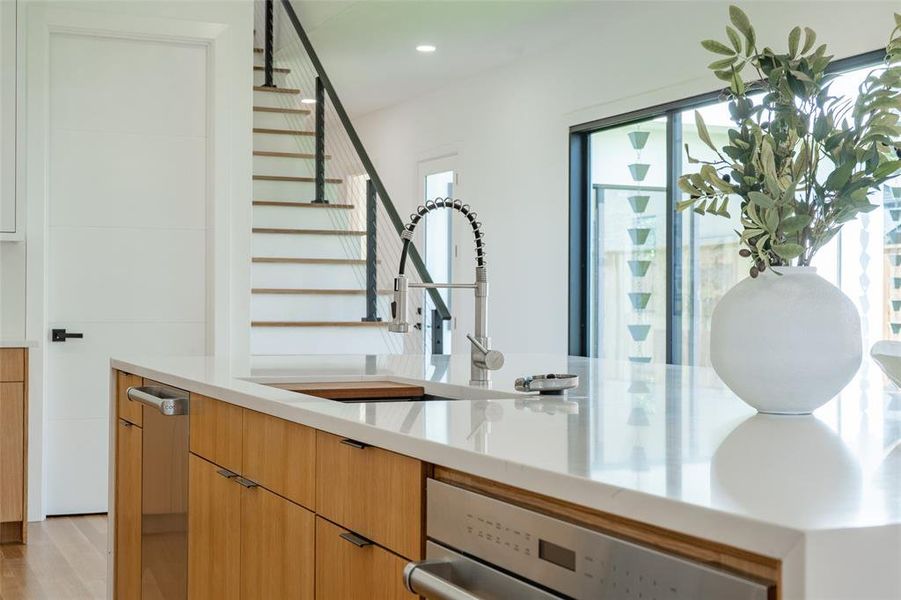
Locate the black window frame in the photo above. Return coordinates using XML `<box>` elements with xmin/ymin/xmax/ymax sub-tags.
<box><xmin>567</xmin><ymin>49</ymin><xmax>887</xmax><ymax>360</ymax></box>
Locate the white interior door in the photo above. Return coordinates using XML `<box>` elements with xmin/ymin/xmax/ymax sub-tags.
<box><xmin>45</xmin><ymin>33</ymin><xmax>209</xmax><ymax>514</ymax></box>
<box><xmin>418</xmin><ymin>155</ymin><xmax>469</xmax><ymax>355</ymax></box>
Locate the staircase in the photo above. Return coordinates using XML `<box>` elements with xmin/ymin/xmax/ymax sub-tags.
<box><xmin>250</xmin><ymin>46</ymin><xmax>395</xmax><ymax>355</ymax></box>
<box><xmin>249</xmin><ymin>1</ymin><xmax>451</xmax><ymax>357</ymax></box>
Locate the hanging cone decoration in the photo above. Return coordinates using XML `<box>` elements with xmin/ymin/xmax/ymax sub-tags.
<box><xmin>628</xmin><ymin>324</ymin><xmax>651</xmax><ymax>341</ymax></box>
<box><xmin>628</xmin><ymin>130</ymin><xmax>650</xmax><ymax>150</ymax></box>
<box><xmin>628</xmin><ymin>195</ymin><xmax>650</xmax><ymax>214</ymax></box>
<box><xmin>892</xmin><ymin>255</ymin><xmax>901</xmax><ymax>266</ymax></box>
<box><xmin>627</xmin><ymin>405</ymin><xmax>650</xmax><ymax>427</ymax></box>
<box><xmin>628</xmin><ymin>163</ymin><xmax>650</xmax><ymax>181</ymax></box>
<box><xmin>894</xmin><ymin>277</ymin><xmax>901</xmax><ymax>289</ymax></box>
<box><xmin>628</xmin><ymin>292</ymin><xmax>651</xmax><ymax>310</ymax></box>
<box><xmin>628</xmin><ymin>260</ymin><xmax>651</xmax><ymax>277</ymax></box>
<box><xmin>891</xmin><ymin>209</ymin><xmax>901</xmax><ymax>222</ymax></box>
<box><xmin>893</xmin><ymin>300</ymin><xmax>901</xmax><ymax>311</ymax></box>
<box><xmin>628</xmin><ymin>227</ymin><xmax>651</xmax><ymax>245</ymax></box>
<box><xmin>628</xmin><ymin>381</ymin><xmax>650</xmax><ymax>394</ymax></box>
<box><xmin>892</xmin><ymin>186</ymin><xmax>901</xmax><ymax>199</ymax></box>
<box><xmin>890</xmin><ymin>228</ymin><xmax>901</xmax><ymax>244</ymax></box>
<box><xmin>893</xmin><ymin>323</ymin><xmax>901</xmax><ymax>335</ymax></box>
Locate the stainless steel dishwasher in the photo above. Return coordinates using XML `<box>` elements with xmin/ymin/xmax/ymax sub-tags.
<box><xmin>404</xmin><ymin>479</ymin><xmax>772</xmax><ymax>600</ymax></box>
<box><xmin>127</xmin><ymin>384</ymin><xmax>189</xmax><ymax>600</ymax></box>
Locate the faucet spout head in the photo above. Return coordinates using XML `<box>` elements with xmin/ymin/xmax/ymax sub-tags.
<box><xmin>389</xmin><ymin>275</ymin><xmax>409</xmax><ymax>334</ymax></box>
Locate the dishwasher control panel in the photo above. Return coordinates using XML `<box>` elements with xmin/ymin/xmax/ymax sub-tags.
<box><xmin>426</xmin><ymin>479</ymin><xmax>770</xmax><ymax>600</ymax></box>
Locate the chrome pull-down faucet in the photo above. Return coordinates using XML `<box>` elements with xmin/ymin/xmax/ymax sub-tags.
<box><xmin>388</xmin><ymin>198</ymin><xmax>504</xmax><ymax>385</ymax></box>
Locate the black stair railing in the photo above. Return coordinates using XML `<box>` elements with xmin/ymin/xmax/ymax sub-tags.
<box><xmin>263</xmin><ymin>0</ymin><xmax>275</xmax><ymax>87</ymax></box>
<box><xmin>279</xmin><ymin>0</ymin><xmax>452</xmax><ymax>325</ymax></box>
<box><xmin>313</xmin><ymin>76</ymin><xmax>326</xmax><ymax>204</ymax></box>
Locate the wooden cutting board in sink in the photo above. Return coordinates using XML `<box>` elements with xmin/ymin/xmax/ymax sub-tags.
<box><xmin>269</xmin><ymin>381</ymin><xmax>426</xmax><ymax>401</ymax></box>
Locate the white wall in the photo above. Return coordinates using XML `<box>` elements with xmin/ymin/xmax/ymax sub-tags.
<box><xmin>1</xmin><ymin>0</ymin><xmax>253</xmax><ymax>350</ymax></box>
<box><xmin>1</xmin><ymin>0</ymin><xmax>253</xmax><ymax>521</ymax></box>
<box><xmin>355</xmin><ymin>1</ymin><xmax>899</xmax><ymax>354</ymax></box>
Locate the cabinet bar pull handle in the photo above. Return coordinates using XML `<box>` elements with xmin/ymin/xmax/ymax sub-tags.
<box><xmin>217</xmin><ymin>468</ymin><xmax>238</xmax><ymax>479</ymax></box>
<box><xmin>339</xmin><ymin>438</ymin><xmax>368</xmax><ymax>449</ymax></box>
<box><xmin>339</xmin><ymin>531</ymin><xmax>373</xmax><ymax>547</ymax></box>
<box><xmin>235</xmin><ymin>477</ymin><xmax>258</xmax><ymax>488</ymax></box>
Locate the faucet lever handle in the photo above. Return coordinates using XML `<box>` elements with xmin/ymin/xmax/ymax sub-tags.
<box><xmin>466</xmin><ymin>333</ymin><xmax>489</xmax><ymax>354</ymax></box>
<box><xmin>467</xmin><ymin>334</ymin><xmax>505</xmax><ymax>371</ymax></box>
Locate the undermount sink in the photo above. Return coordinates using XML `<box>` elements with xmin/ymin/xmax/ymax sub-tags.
<box><xmin>254</xmin><ymin>380</ymin><xmax>467</xmax><ymax>403</ymax></box>
<box><xmin>323</xmin><ymin>393</ymin><xmax>463</xmax><ymax>404</ymax></box>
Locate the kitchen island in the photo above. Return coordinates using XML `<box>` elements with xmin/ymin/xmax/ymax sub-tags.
<box><xmin>109</xmin><ymin>353</ymin><xmax>901</xmax><ymax>600</ymax></box>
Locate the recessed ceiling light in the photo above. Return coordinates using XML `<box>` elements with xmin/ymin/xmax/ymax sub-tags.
<box><xmin>300</xmin><ymin>98</ymin><xmax>316</xmax><ymax>104</ymax></box>
<box><xmin>416</xmin><ymin>44</ymin><xmax>436</xmax><ymax>53</ymax></box>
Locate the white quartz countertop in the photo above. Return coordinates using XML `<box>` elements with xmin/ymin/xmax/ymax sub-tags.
<box><xmin>0</xmin><ymin>340</ymin><xmax>36</xmax><ymax>348</ymax></box>
<box><xmin>111</xmin><ymin>352</ymin><xmax>901</xmax><ymax>570</ymax></box>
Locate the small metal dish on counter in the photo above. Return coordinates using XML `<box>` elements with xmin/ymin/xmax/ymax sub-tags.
<box><xmin>514</xmin><ymin>373</ymin><xmax>579</xmax><ymax>395</ymax></box>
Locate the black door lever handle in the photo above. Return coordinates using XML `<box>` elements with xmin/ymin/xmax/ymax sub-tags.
<box><xmin>52</xmin><ymin>329</ymin><xmax>84</xmax><ymax>342</ymax></box>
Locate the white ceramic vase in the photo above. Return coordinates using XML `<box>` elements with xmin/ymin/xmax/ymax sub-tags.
<box><xmin>710</xmin><ymin>266</ymin><xmax>862</xmax><ymax>414</ymax></box>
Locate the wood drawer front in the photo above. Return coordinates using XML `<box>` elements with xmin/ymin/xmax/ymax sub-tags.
<box><xmin>115</xmin><ymin>419</ymin><xmax>142</xmax><ymax>600</ymax></box>
<box><xmin>316</xmin><ymin>431</ymin><xmax>424</xmax><ymax>559</ymax></box>
<box><xmin>188</xmin><ymin>454</ymin><xmax>241</xmax><ymax>600</ymax></box>
<box><xmin>242</xmin><ymin>409</ymin><xmax>315</xmax><ymax>509</ymax></box>
<box><xmin>241</xmin><ymin>484</ymin><xmax>315</xmax><ymax>600</ymax></box>
<box><xmin>189</xmin><ymin>394</ymin><xmax>243</xmax><ymax>473</ymax></box>
<box><xmin>315</xmin><ymin>517</ymin><xmax>415</xmax><ymax>600</ymax></box>
<box><xmin>116</xmin><ymin>371</ymin><xmax>143</xmax><ymax>427</ymax></box>
<box><xmin>0</xmin><ymin>383</ymin><xmax>25</xmax><ymax>522</ymax></box>
<box><xmin>0</xmin><ymin>349</ymin><xmax>25</xmax><ymax>382</ymax></box>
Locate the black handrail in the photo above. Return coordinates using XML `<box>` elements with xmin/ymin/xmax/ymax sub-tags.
<box><xmin>263</xmin><ymin>0</ymin><xmax>275</xmax><ymax>87</ymax></box>
<box><xmin>279</xmin><ymin>0</ymin><xmax>451</xmax><ymax>322</ymax></box>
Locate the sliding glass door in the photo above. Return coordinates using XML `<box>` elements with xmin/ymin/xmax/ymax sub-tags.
<box><xmin>573</xmin><ymin>52</ymin><xmax>897</xmax><ymax>368</ymax></box>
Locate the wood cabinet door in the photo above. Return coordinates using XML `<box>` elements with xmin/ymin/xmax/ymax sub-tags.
<box><xmin>0</xmin><ymin>382</ymin><xmax>25</xmax><ymax>524</ymax></box>
<box><xmin>189</xmin><ymin>394</ymin><xmax>243</xmax><ymax>474</ymax></box>
<box><xmin>187</xmin><ymin>454</ymin><xmax>240</xmax><ymax>600</ymax></box>
<box><xmin>242</xmin><ymin>409</ymin><xmax>315</xmax><ymax>510</ymax></box>
<box><xmin>0</xmin><ymin>349</ymin><xmax>24</xmax><ymax>382</ymax></box>
<box><xmin>116</xmin><ymin>371</ymin><xmax>143</xmax><ymax>427</ymax></box>
<box><xmin>241</xmin><ymin>484</ymin><xmax>314</xmax><ymax>600</ymax></box>
<box><xmin>315</xmin><ymin>517</ymin><xmax>415</xmax><ymax>600</ymax></box>
<box><xmin>316</xmin><ymin>431</ymin><xmax>425</xmax><ymax>559</ymax></box>
<box><xmin>115</xmin><ymin>419</ymin><xmax>142</xmax><ymax>600</ymax></box>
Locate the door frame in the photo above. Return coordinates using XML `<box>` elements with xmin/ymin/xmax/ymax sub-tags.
<box><xmin>416</xmin><ymin>153</ymin><xmax>465</xmax><ymax>354</ymax></box>
<box><xmin>23</xmin><ymin>5</ymin><xmax>250</xmax><ymax>524</ymax></box>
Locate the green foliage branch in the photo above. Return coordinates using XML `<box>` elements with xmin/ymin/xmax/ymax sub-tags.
<box><xmin>678</xmin><ymin>7</ymin><xmax>901</xmax><ymax>277</ymax></box>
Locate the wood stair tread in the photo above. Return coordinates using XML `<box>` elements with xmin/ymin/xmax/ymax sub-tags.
<box><xmin>252</xmin><ymin>257</ymin><xmax>373</xmax><ymax>265</ymax></box>
<box><xmin>252</xmin><ymin>321</ymin><xmax>388</xmax><ymax>328</ymax></box>
<box><xmin>253</xmin><ymin>200</ymin><xmax>353</xmax><ymax>208</ymax></box>
<box><xmin>254</xmin><ymin>106</ymin><xmax>310</xmax><ymax>115</ymax></box>
<box><xmin>253</xmin><ymin>127</ymin><xmax>315</xmax><ymax>136</ymax></box>
<box><xmin>254</xmin><ymin>150</ymin><xmax>331</xmax><ymax>160</ymax></box>
<box><xmin>252</xmin><ymin>288</ymin><xmax>391</xmax><ymax>295</ymax></box>
<box><xmin>253</xmin><ymin>174</ymin><xmax>342</xmax><ymax>184</ymax></box>
<box><xmin>253</xmin><ymin>85</ymin><xmax>301</xmax><ymax>94</ymax></box>
<box><xmin>252</xmin><ymin>227</ymin><xmax>366</xmax><ymax>236</ymax></box>
<box><xmin>253</xmin><ymin>66</ymin><xmax>290</xmax><ymax>73</ymax></box>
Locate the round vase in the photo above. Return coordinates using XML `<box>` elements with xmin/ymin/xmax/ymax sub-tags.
<box><xmin>710</xmin><ymin>266</ymin><xmax>862</xmax><ymax>414</ymax></box>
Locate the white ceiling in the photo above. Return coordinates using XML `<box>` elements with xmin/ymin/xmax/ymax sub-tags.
<box><xmin>291</xmin><ymin>0</ymin><xmax>609</xmax><ymax>116</ymax></box>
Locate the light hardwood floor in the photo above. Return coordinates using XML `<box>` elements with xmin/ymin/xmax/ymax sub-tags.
<box><xmin>0</xmin><ymin>515</ymin><xmax>107</xmax><ymax>600</ymax></box>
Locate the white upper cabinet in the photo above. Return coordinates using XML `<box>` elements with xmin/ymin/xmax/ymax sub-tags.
<box><xmin>0</xmin><ymin>0</ymin><xmax>20</xmax><ymax>239</ymax></box>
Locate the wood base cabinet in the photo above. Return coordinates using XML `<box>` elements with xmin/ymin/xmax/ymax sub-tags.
<box><xmin>241</xmin><ymin>481</ymin><xmax>314</xmax><ymax>600</ymax></box>
<box><xmin>1</xmin><ymin>348</ymin><xmax>27</xmax><ymax>544</ymax></box>
<box><xmin>187</xmin><ymin>453</ymin><xmax>315</xmax><ymax>600</ymax></box>
<box><xmin>315</xmin><ymin>517</ymin><xmax>415</xmax><ymax>600</ymax></box>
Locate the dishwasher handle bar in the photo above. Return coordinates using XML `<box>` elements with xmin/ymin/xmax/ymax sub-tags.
<box><xmin>127</xmin><ymin>386</ymin><xmax>189</xmax><ymax>416</ymax></box>
<box><xmin>404</xmin><ymin>560</ymin><xmax>484</xmax><ymax>600</ymax></box>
